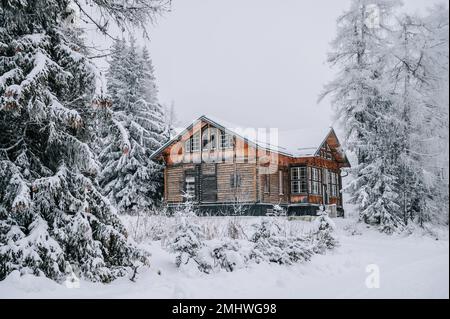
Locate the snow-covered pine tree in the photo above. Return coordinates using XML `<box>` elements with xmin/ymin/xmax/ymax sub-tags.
<box><xmin>0</xmin><ymin>0</ymin><xmax>170</xmax><ymax>282</ymax></box>
<box><xmin>310</xmin><ymin>208</ymin><xmax>339</xmax><ymax>254</ymax></box>
<box><xmin>425</xmin><ymin>6</ymin><xmax>450</xmax><ymax>225</ymax></box>
<box><xmin>250</xmin><ymin>218</ymin><xmax>312</xmax><ymax>265</ymax></box>
<box><xmin>373</xmin><ymin>4</ymin><xmax>449</xmax><ymax>228</ymax></box>
<box><xmin>320</xmin><ymin>0</ymin><xmax>406</xmax><ymax>233</ymax></box>
<box><xmin>415</xmin><ymin>6</ymin><xmax>449</xmax><ymax>226</ymax></box>
<box><xmin>165</xmin><ymin>195</ymin><xmax>211</xmax><ymax>273</ymax></box>
<box><xmin>99</xmin><ymin>37</ymin><xmax>168</xmax><ymax>215</ymax></box>
<box><xmin>387</xmin><ymin>11</ymin><xmax>448</xmax><ymax>227</ymax></box>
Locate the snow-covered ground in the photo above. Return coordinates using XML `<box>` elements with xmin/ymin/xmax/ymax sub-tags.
<box><xmin>0</xmin><ymin>217</ymin><xmax>448</xmax><ymax>299</ymax></box>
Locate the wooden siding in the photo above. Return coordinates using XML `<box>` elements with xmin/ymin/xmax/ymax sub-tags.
<box><xmin>166</xmin><ymin>165</ymin><xmax>185</xmax><ymax>203</ymax></box>
<box><xmin>160</xmin><ymin>118</ymin><xmax>347</xmax><ymax>207</ymax></box>
<box><xmin>259</xmin><ymin>169</ymin><xmax>289</xmax><ymax>204</ymax></box>
<box><xmin>217</xmin><ymin>163</ymin><xmax>257</xmax><ymax>203</ymax></box>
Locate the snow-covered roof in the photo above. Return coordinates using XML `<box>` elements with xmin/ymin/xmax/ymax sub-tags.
<box><xmin>197</xmin><ymin>115</ymin><xmax>334</xmax><ymax>158</ymax></box>
<box><xmin>151</xmin><ymin>115</ymin><xmax>341</xmax><ymax>160</ymax></box>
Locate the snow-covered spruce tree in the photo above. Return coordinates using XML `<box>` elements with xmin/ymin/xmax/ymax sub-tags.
<box><xmin>320</xmin><ymin>0</ymin><xmax>406</xmax><ymax>233</ymax></box>
<box><xmin>309</xmin><ymin>209</ymin><xmax>339</xmax><ymax>254</ymax></box>
<box><xmin>210</xmin><ymin>240</ymin><xmax>247</xmax><ymax>272</ymax></box>
<box><xmin>99</xmin><ymin>37</ymin><xmax>168</xmax><ymax>215</ymax></box>
<box><xmin>390</xmin><ymin>7</ymin><xmax>448</xmax><ymax>226</ymax></box>
<box><xmin>0</xmin><ymin>0</ymin><xmax>167</xmax><ymax>282</ymax></box>
<box><xmin>387</xmin><ymin>11</ymin><xmax>449</xmax><ymax>227</ymax></box>
<box><xmin>249</xmin><ymin>218</ymin><xmax>313</xmax><ymax>265</ymax></box>
<box><xmin>165</xmin><ymin>195</ymin><xmax>211</xmax><ymax>273</ymax></box>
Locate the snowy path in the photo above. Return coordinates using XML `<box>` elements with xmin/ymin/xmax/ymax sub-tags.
<box><xmin>0</xmin><ymin>221</ymin><xmax>448</xmax><ymax>299</ymax></box>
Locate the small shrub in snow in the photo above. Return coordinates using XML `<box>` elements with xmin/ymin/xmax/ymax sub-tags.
<box><xmin>249</xmin><ymin>218</ymin><xmax>313</xmax><ymax>265</ymax></box>
<box><xmin>164</xmin><ymin>197</ymin><xmax>211</xmax><ymax>273</ymax></box>
<box><xmin>309</xmin><ymin>210</ymin><xmax>339</xmax><ymax>254</ymax></box>
<box><xmin>210</xmin><ymin>240</ymin><xmax>247</xmax><ymax>272</ymax></box>
<box><xmin>225</xmin><ymin>218</ymin><xmax>247</xmax><ymax>240</ymax></box>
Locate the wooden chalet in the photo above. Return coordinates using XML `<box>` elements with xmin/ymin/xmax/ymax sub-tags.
<box><xmin>150</xmin><ymin>115</ymin><xmax>350</xmax><ymax>216</ymax></box>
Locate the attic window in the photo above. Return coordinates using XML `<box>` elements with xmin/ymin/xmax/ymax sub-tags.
<box><xmin>210</xmin><ymin>128</ymin><xmax>218</xmax><ymax>150</ymax></box>
<box><xmin>320</xmin><ymin>143</ymin><xmax>333</xmax><ymax>160</ymax></box>
<box><xmin>202</xmin><ymin>130</ymin><xmax>209</xmax><ymax>150</ymax></box>
<box><xmin>192</xmin><ymin>132</ymin><xmax>200</xmax><ymax>152</ymax></box>
<box><xmin>221</xmin><ymin>132</ymin><xmax>233</xmax><ymax>149</ymax></box>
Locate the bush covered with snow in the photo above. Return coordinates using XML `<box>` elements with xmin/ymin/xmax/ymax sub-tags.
<box><xmin>249</xmin><ymin>218</ymin><xmax>313</xmax><ymax>265</ymax></box>
<box><xmin>163</xmin><ymin>199</ymin><xmax>213</xmax><ymax>273</ymax></box>
<box><xmin>209</xmin><ymin>240</ymin><xmax>248</xmax><ymax>272</ymax></box>
<box><xmin>308</xmin><ymin>210</ymin><xmax>339</xmax><ymax>254</ymax></box>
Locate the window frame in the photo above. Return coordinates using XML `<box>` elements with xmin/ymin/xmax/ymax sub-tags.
<box><xmin>328</xmin><ymin>170</ymin><xmax>339</xmax><ymax>197</ymax></box>
<box><xmin>220</xmin><ymin>131</ymin><xmax>233</xmax><ymax>149</ymax></box>
<box><xmin>290</xmin><ymin>166</ymin><xmax>308</xmax><ymax>195</ymax></box>
<box><xmin>210</xmin><ymin>128</ymin><xmax>218</xmax><ymax>150</ymax></box>
<box><xmin>230</xmin><ymin>172</ymin><xmax>242</xmax><ymax>188</ymax></box>
<box><xmin>309</xmin><ymin>166</ymin><xmax>322</xmax><ymax>195</ymax></box>
<box><xmin>192</xmin><ymin>132</ymin><xmax>200</xmax><ymax>152</ymax></box>
<box><xmin>184</xmin><ymin>139</ymin><xmax>192</xmax><ymax>153</ymax></box>
<box><xmin>185</xmin><ymin>176</ymin><xmax>196</xmax><ymax>199</ymax></box>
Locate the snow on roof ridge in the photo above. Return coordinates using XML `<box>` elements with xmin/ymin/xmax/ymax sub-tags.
<box><xmin>200</xmin><ymin>114</ymin><xmax>333</xmax><ymax>157</ymax></box>
<box><xmin>150</xmin><ymin>114</ymin><xmax>336</xmax><ymax>159</ymax></box>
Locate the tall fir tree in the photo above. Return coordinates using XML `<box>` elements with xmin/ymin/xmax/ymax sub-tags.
<box><xmin>378</xmin><ymin>5</ymin><xmax>449</xmax><ymax>227</ymax></box>
<box><xmin>323</xmin><ymin>0</ymin><xmax>449</xmax><ymax>232</ymax></box>
<box><xmin>320</xmin><ymin>0</ymin><xmax>405</xmax><ymax>233</ymax></box>
<box><xmin>0</xmin><ymin>0</ymin><xmax>172</xmax><ymax>282</ymax></box>
<box><xmin>99</xmin><ymin>38</ymin><xmax>168</xmax><ymax>215</ymax></box>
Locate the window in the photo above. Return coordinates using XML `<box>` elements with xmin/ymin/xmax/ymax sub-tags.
<box><xmin>279</xmin><ymin>171</ymin><xmax>284</xmax><ymax>195</ymax></box>
<box><xmin>291</xmin><ymin>167</ymin><xmax>307</xmax><ymax>194</ymax></box>
<box><xmin>230</xmin><ymin>172</ymin><xmax>241</xmax><ymax>188</ymax></box>
<box><xmin>264</xmin><ymin>174</ymin><xmax>270</xmax><ymax>194</ymax></box>
<box><xmin>221</xmin><ymin>132</ymin><xmax>233</xmax><ymax>149</ymax></box>
<box><xmin>192</xmin><ymin>132</ymin><xmax>200</xmax><ymax>152</ymax></box>
<box><xmin>328</xmin><ymin>171</ymin><xmax>339</xmax><ymax>197</ymax></box>
<box><xmin>202</xmin><ymin>130</ymin><xmax>209</xmax><ymax>150</ymax></box>
<box><xmin>210</xmin><ymin>129</ymin><xmax>218</xmax><ymax>150</ymax></box>
<box><xmin>185</xmin><ymin>176</ymin><xmax>196</xmax><ymax>199</ymax></box>
<box><xmin>184</xmin><ymin>139</ymin><xmax>191</xmax><ymax>153</ymax></box>
<box><xmin>320</xmin><ymin>144</ymin><xmax>333</xmax><ymax>160</ymax></box>
<box><xmin>201</xmin><ymin>128</ymin><xmax>219</xmax><ymax>151</ymax></box>
<box><xmin>309</xmin><ymin>167</ymin><xmax>322</xmax><ymax>195</ymax></box>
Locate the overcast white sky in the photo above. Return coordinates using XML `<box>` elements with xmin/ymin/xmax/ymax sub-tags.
<box><xmin>88</xmin><ymin>0</ymin><xmax>445</xmax><ymax>131</ymax></box>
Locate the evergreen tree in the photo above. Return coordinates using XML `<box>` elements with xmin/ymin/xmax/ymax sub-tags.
<box><xmin>323</xmin><ymin>1</ymin><xmax>448</xmax><ymax>232</ymax></box>
<box><xmin>250</xmin><ymin>218</ymin><xmax>313</xmax><ymax>265</ymax></box>
<box><xmin>309</xmin><ymin>209</ymin><xmax>339</xmax><ymax>254</ymax></box>
<box><xmin>0</xmin><ymin>0</ymin><xmax>168</xmax><ymax>282</ymax></box>
<box><xmin>388</xmin><ymin>10</ymin><xmax>449</xmax><ymax>226</ymax></box>
<box><xmin>165</xmin><ymin>196</ymin><xmax>211</xmax><ymax>273</ymax></box>
<box><xmin>320</xmin><ymin>0</ymin><xmax>406</xmax><ymax>233</ymax></box>
<box><xmin>99</xmin><ymin>38</ymin><xmax>168</xmax><ymax>215</ymax></box>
